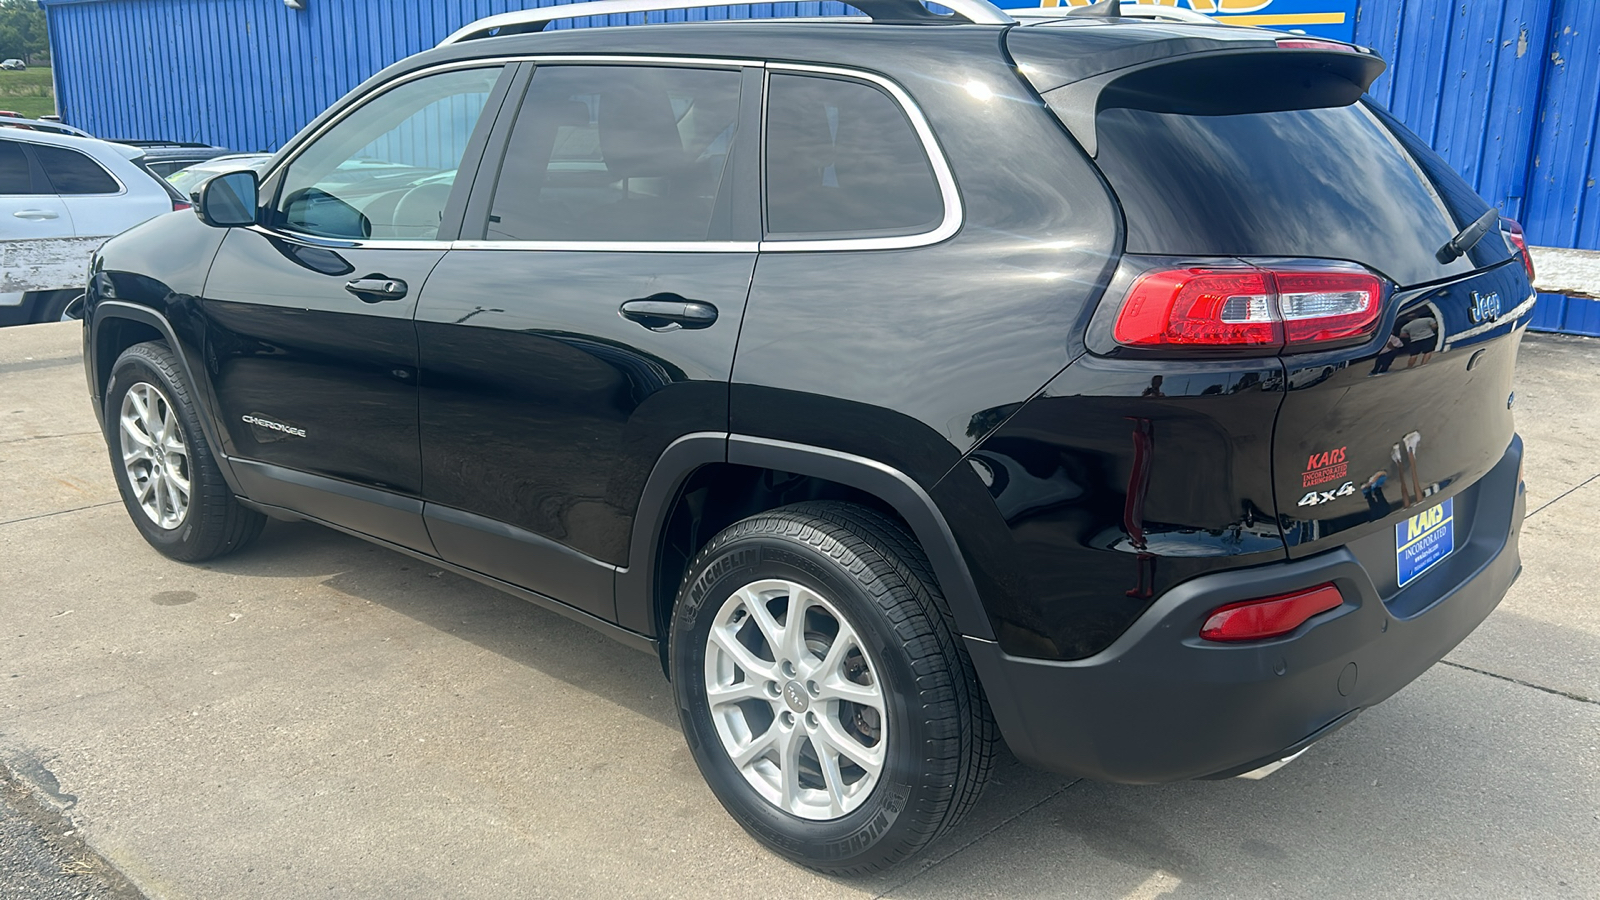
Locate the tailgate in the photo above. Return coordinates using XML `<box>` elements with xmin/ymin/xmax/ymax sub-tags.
<box><xmin>1276</xmin><ymin>260</ymin><xmax>1531</xmax><ymax>558</ymax></box>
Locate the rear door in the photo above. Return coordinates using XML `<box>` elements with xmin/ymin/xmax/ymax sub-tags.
<box><xmin>0</xmin><ymin>138</ymin><xmax>75</xmax><ymax>294</ymax></box>
<box><xmin>1090</xmin><ymin>89</ymin><xmax>1530</xmax><ymax>568</ymax></box>
<box><xmin>414</xmin><ymin>61</ymin><xmax>758</xmax><ymax>620</ymax></box>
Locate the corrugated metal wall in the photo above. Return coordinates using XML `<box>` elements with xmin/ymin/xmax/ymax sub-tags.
<box><xmin>40</xmin><ymin>0</ymin><xmax>856</xmax><ymax>153</ymax></box>
<box><xmin>1354</xmin><ymin>0</ymin><xmax>1599</xmax><ymax>252</ymax></box>
<box><xmin>40</xmin><ymin>0</ymin><xmax>1600</xmax><ymax>253</ymax></box>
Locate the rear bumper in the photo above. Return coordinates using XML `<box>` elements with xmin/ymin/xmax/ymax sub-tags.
<box><xmin>969</xmin><ymin>436</ymin><xmax>1524</xmax><ymax>783</ymax></box>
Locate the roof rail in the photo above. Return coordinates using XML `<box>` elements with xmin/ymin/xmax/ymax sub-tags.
<box><xmin>0</xmin><ymin>114</ymin><xmax>92</xmax><ymax>138</ymax></box>
<box><xmin>438</xmin><ymin>0</ymin><xmax>1015</xmax><ymax>45</ymax></box>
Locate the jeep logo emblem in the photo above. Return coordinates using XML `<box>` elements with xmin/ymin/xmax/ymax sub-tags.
<box><xmin>1469</xmin><ymin>290</ymin><xmax>1502</xmax><ymax>324</ymax></box>
<box><xmin>783</xmin><ymin>680</ymin><xmax>809</xmax><ymax>713</ymax></box>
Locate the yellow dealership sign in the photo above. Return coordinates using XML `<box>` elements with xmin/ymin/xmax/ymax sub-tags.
<box><xmin>1017</xmin><ymin>0</ymin><xmax>1359</xmax><ymax>41</ymax></box>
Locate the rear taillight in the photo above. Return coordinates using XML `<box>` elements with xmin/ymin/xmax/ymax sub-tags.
<box><xmin>1501</xmin><ymin>216</ymin><xmax>1535</xmax><ymax>281</ymax></box>
<box><xmin>1199</xmin><ymin>584</ymin><xmax>1344</xmax><ymax>643</ymax></box>
<box><xmin>1275</xmin><ymin>39</ymin><xmax>1359</xmax><ymax>53</ymax></box>
<box><xmin>1114</xmin><ymin>268</ymin><xmax>1278</xmax><ymax>349</ymax></box>
<box><xmin>1115</xmin><ymin>265</ymin><xmax>1383</xmax><ymax>353</ymax></box>
<box><xmin>172</xmin><ymin>199</ymin><xmax>192</xmax><ymax>212</ymax></box>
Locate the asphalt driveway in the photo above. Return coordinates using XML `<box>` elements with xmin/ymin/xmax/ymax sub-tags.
<box><xmin>2</xmin><ymin>322</ymin><xmax>1596</xmax><ymax>899</ymax></box>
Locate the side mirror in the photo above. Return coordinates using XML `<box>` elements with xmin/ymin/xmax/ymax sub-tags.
<box><xmin>194</xmin><ymin>171</ymin><xmax>259</xmax><ymax>228</ymax></box>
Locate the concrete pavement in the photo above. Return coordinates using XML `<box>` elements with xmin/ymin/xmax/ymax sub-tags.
<box><xmin>2</xmin><ymin>321</ymin><xmax>1597</xmax><ymax>899</ymax></box>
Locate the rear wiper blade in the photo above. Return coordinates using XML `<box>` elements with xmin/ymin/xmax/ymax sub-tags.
<box><xmin>1436</xmin><ymin>207</ymin><xmax>1501</xmax><ymax>265</ymax></box>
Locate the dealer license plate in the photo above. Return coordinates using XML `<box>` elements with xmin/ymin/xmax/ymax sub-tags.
<box><xmin>1396</xmin><ymin>497</ymin><xmax>1454</xmax><ymax>588</ymax></box>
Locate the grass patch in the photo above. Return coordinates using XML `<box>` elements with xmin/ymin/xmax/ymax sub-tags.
<box><xmin>0</xmin><ymin>68</ymin><xmax>55</xmax><ymax>118</ymax></box>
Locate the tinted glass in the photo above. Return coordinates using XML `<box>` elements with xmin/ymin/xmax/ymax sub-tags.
<box><xmin>764</xmin><ymin>73</ymin><xmax>942</xmax><ymax>238</ymax></box>
<box><xmin>274</xmin><ymin>66</ymin><xmax>503</xmax><ymax>241</ymax></box>
<box><xmin>1364</xmin><ymin>102</ymin><xmax>1509</xmax><ymax>270</ymax></box>
<box><xmin>487</xmin><ymin>66</ymin><xmax>743</xmax><ymax>242</ymax></box>
<box><xmin>34</xmin><ymin>144</ymin><xmax>119</xmax><ymax>194</ymax></box>
<box><xmin>0</xmin><ymin>140</ymin><xmax>41</xmax><ymax>194</ymax></box>
<box><xmin>1095</xmin><ymin>104</ymin><xmax>1479</xmax><ymax>287</ymax></box>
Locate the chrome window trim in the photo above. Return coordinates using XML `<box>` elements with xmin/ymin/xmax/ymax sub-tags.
<box><xmin>452</xmin><ymin>240</ymin><xmax>759</xmax><ymax>253</ymax></box>
<box><xmin>265</xmin><ymin>59</ymin><xmax>512</xmax><ymax>184</ymax></box>
<box><xmin>256</xmin><ymin>57</ymin><xmax>961</xmax><ymax>254</ymax></box>
<box><xmin>249</xmin><ymin>224</ymin><xmax>454</xmax><ymax>252</ymax></box>
<box><xmin>757</xmin><ymin>62</ymin><xmax>962</xmax><ymax>253</ymax></box>
<box><xmin>263</xmin><ymin>54</ymin><xmax>753</xmax><ymax>183</ymax></box>
<box><xmin>255</xmin><ymin>56</ymin><xmax>755</xmax><ymax>247</ymax></box>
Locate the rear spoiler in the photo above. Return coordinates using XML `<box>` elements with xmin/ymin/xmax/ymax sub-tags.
<box><xmin>1011</xmin><ymin>35</ymin><xmax>1386</xmax><ymax>156</ymax></box>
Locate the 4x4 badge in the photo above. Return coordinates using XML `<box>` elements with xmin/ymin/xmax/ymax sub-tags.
<box><xmin>1298</xmin><ymin>481</ymin><xmax>1356</xmax><ymax>508</ymax></box>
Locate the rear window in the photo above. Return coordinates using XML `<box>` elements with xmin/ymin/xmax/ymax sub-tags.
<box><xmin>33</xmin><ymin>144</ymin><xmax>121</xmax><ymax>194</ymax></box>
<box><xmin>1094</xmin><ymin>103</ymin><xmax>1495</xmax><ymax>287</ymax></box>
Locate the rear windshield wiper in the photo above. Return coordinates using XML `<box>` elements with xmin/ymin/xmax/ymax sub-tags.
<box><xmin>1436</xmin><ymin>207</ymin><xmax>1501</xmax><ymax>265</ymax></box>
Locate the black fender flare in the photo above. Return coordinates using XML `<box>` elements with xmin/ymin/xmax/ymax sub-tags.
<box><xmin>614</xmin><ymin>432</ymin><xmax>996</xmax><ymax>644</ymax></box>
<box><xmin>89</xmin><ymin>299</ymin><xmax>245</xmax><ymax>497</ymax></box>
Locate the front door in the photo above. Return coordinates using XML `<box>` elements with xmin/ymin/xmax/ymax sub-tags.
<box><xmin>415</xmin><ymin>62</ymin><xmax>759</xmax><ymax>619</ymax></box>
<box><xmin>202</xmin><ymin>64</ymin><xmax>511</xmax><ymax>551</ymax></box>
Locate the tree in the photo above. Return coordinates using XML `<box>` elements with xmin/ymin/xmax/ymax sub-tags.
<box><xmin>0</xmin><ymin>1</ymin><xmax>48</xmax><ymax>65</ymax></box>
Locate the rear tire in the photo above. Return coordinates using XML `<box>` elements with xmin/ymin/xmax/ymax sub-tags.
<box><xmin>104</xmin><ymin>341</ymin><xmax>265</xmax><ymax>561</ymax></box>
<box><xmin>669</xmin><ymin>501</ymin><xmax>995</xmax><ymax>874</ymax></box>
<box><xmin>27</xmin><ymin>290</ymin><xmax>77</xmax><ymax>324</ymax></box>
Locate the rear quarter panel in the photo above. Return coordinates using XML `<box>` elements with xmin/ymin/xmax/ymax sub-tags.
<box><xmin>731</xmin><ymin>36</ymin><xmax>1121</xmax><ymax>486</ymax></box>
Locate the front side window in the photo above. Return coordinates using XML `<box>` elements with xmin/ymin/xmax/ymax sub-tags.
<box><xmin>763</xmin><ymin>73</ymin><xmax>943</xmax><ymax>239</ymax></box>
<box><xmin>485</xmin><ymin>65</ymin><xmax>744</xmax><ymax>243</ymax></box>
<box><xmin>273</xmin><ymin>66</ymin><xmax>504</xmax><ymax>241</ymax></box>
<box><xmin>34</xmin><ymin>144</ymin><xmax>120</xmax><ymax>194</ymax></box>
<box><xmin>0</xmin><ymin>140</ymin><xmax>42</xmax><ymax>194</ymax></box>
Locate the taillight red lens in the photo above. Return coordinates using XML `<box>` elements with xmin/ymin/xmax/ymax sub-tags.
<box><xmin>172</xmin><ymin>200</ymin><xmax>192</xmax><ymax>212</ymax></box>
<box><xmin>1500</xmin><ymin>216</ymin><xmax>1534</xmax><ymax>281</ymax></box>
<box><xmin>1115</xmin><ymin>266</ymin><xmax>1382</xmax><ymax>352</ymax></box>
<box><xmin>1199</xmin><ymin>584</ymin><xmax>1344</xmax><ymax>642</ymax></box>
<box><xmin>1276</xmin><ymin>38</ymin><xmax>1359</xmax><ymax>53</ymax></box>
<box><xmin>1116</xmin><ymin>268</ymin><xmax>1279</xmax><ymax>348</ymax></box>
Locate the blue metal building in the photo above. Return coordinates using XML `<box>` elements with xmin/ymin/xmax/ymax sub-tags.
<box><xmin>36</xmin><ymin>0</ymin><xmax>1600</xmax><ymax>256</ymax></box>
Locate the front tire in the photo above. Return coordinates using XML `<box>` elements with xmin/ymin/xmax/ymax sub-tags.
<box><xmin>104</xmin><ymin>341</ymin><xmax>265</xmax><ymax>561</ymax></box>
<box><xmin>669</xmin><ymin>502</ymin><xmax>995</xmax><ymax>874</ymax></box>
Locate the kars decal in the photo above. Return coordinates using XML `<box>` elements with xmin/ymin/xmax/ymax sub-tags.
<box><xmin>1302</xmin><ymin>446</ymin><xmax>1349</xmax><ymax>488</ymax></box>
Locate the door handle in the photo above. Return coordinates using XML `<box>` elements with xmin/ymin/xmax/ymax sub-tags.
<box><xmin>13</xmin><ymin>209</ymin><xmax>60</xmax><ymax>220</ymax></box>
<box><xmin>620</xmin><ymin>294</ymin><xmax>718</xmax><ymax>332</ymax></box>
<box><xmin>345</xmin><ymin>275</ymin><xmax>408</xmax><ymax>303</ymax></box>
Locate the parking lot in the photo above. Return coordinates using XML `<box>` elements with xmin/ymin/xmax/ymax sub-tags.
<box><xmin>1</xmin><ymin>320</ymin><xmax>1597</xmax><ymax>899</ymax></box>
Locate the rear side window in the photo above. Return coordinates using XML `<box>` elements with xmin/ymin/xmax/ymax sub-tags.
<box><xmin>1094</xmin><ymin>104</ymin><xmax>1483</xmax><ymax>287</ymax></box>
<box><xmin>33</xmin><ymin>144</ymin><xmax>121</xmax><ymax>194</ymax></box>
<box><xmin>486</xmin><ymin>65</ymin><xmax>744</xmax><ymax>243</ymax></box>
<box><xmin>0</xmin><ymin>140</ymin><xmax>42</xmax><ymax>194</ymax></box>
<box><xmin>763</xmin><ymin>73</ymin><xmax>943</xmax><ymax>238</ymax></box>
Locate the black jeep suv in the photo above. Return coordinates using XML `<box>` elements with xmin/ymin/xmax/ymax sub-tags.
<box><xmin>82</xmin><ymin>0</ymin><xmax>1531</xmax><ymax>874</ymax></box>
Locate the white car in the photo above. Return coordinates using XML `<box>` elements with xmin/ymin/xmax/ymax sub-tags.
<box><xmin>1</xmin><ymin>123</ymin><xmax>181</xmax><ymax>324</ymax></box>
<box><xmin>165</xmin><ymin>152</ymin><xmax>273</xmax><ymax>200</ymax></box>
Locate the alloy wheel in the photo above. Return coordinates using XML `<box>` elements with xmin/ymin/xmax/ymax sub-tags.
<box><xmin>118</xmin><ymin>382</ymin><xmax>191</xmax><ymax>530</ymax></box>
<box><xmin>703</xmin><ymin>579</ymin><xmax>888</xmax><ymax>820</ymax></box>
